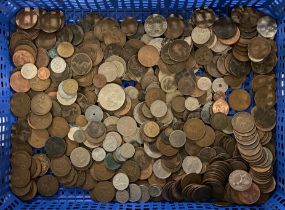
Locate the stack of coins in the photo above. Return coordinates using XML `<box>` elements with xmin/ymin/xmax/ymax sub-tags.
<box><xmin>9</xmin><ymin>7</ymin><xmax>277</xmax><ymax>205</ymax></box>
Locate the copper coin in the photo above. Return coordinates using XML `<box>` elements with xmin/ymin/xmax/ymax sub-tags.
<box><xmin>16</xmin><ymin>8</ymin><xmax>38</xmax><ymax>29</ymax></box>
<box><xmin>164</xmin><ymin>15</ymin><xmax>185</xmax><ymax>39</ymax></box>
<box><xmin>212</xmin><ymin>99</ymin><xmax>229</xmax><ymax>115</ymax></box>
<box><xmin>228</xmin><ymin>89</ymin><xmax>251</xmax><ymax>111</ymax></box>
<box><xmin>48</xmin><ymin>117</ymin><xmax>70</xmax><ymax>138</ymax></box>
<box><xmin>31</xmin><ymin>92</ymin><xmax>52</xmax><ymax>115</ymax></box>
<box><xmin>248</xmin><ymin>37</ymin><xmax>271</xmax><ymax>60</ymax></box>
<box><xmin>10</xmin><ymin>71</ymin><xmax>30</xmax><ymax>93</ymax></box>
<box><xmin>28</xmin><ymin>112</ymin><xmax>52</xmax><ymax>130</ymax></box>
<box><xmin>90</xmin><ymin>181</ymin><xmax>115</xmax><ymax>202</ymax></box>
<box><xmin>13</xmin><ymin>49</ymin><xmax>35</xmax><ymax>67</ymax></box>
<box><xmin>37</xmin><ymin>67</ymin><xmax>50</xmax><ymax>80</ymax></box>
<box><xmin>229</xmin><ymin>170</ymin><xmax>252</xmax><ymax>191</ymax></box>
<box><xmin>168</xmin><ymin>40</ymin><xmax>191</xmax><ymax>62</ymax></box>
<box><xmin>40</xmin><ymin>11</ymin><xmax>62</xmax><ymax>33</ymax></box>
<box><xmin>28</xmin><ymin>129</ymin><xmax>49</xmax><ymax>148</ymax></box>
<box><xmin>138</xmin><ymin>45</ymin><xmax>159</xmax><ymax>67</ymax></box>
<box><xmin>93</xmin><ymin>74</ymin><xmax>107</xmax><ymax>88</ymax></box>
<box><xmin>36</xmin><ymin>48</ymin><xmax>50</xmax><ymax>68</ymax></box>
<box><xmin>183</xmin><ymin>118</ymin><xmax>206</xmax><ymax>141</ymax></box>
<box><xmin>37</xmin><ymin>175</ymin><xmax>59</xmax><ymax>197</ymax></box>
<box><xmin>10</xmin><ymin>92</ymin><xmax>30</xmax><ymax>117</ymax></box>
<box><xmin>237</xmin><ymin>183</ymin><xmax>260</xmax><ymax>204</ymax></box>
<box><xmin>195</xmin><ymin>46</ymin><xmax>213</xmax><ymax>65</ymax></box>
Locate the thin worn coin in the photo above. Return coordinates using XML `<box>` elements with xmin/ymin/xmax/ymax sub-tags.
<box><xmin>144</xmin><ymin>14</ymin><xmax>167</xmax><ymax>37</ymax></box>
<box><xmin>257</xmin><ymin>16</ymin><xmax>277</xmax><ymax>38</ymax></box>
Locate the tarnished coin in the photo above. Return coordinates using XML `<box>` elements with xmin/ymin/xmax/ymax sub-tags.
<box><xmin>10</xmin><ymin>71</ymin><xmax>30</xmax><ymax>93</ymax></box>
<box><xmin>144</xmin><ymin>14</ymin><xmax>167</xmax><ymax>37</ymax></box>
<box><xmin>197</xmin><ymin>77</ymin><xmax>212</xmax><ymax>91</ymax></box>
<box><xmin>21</xmin><ymin>63</ymin><xmax>37</xmax><ymax>80</ymax></box>
<box><xmin>37</xmin><ymin>175</ymin><xmax>59</xmax><ymax>197</ymax></box>
<box><xmin>129</xmin><ymin>183</ymin><xmax>142</xmax><ymax>202</ymax></box>
<box><xmin>16</xmin><ymin>8</ymin><xmax>38</xmax><ymax>29</ymax></box>
<box><xmin>191</xmin><ymin>27</ymin><xmax>211</xmax><ymax>45</ymax></box>
<box><xmin>168</xmin><ymin>40</ymin><xmax>191</xmax><ymax>62</ymax></box>
<box><xmin>44</xmin><ymin>137</ymin><xmax>66</xmax><ymax>158</ymax></box>
<box><xmin>90</xmin><ymin>181</ymin><xmax>115</xmax><ymax>202</ymax></box>
<box><xmin>98</xmin><ymin>61</ymin><xmax>118</xmax><ymax>82</ymax></box>
<box><xmin>232</xmin><ymin>112</ymin><xmax>255</xmax><ymax>133</ymax></box>
<box><xmin>85</xmin><ymin>105</ymin><xmax>103</xmax><ymax>122</ymax></box>
<box><xmin>185</xmin><ymin>97</ymin><xmax>200</xmax><ymax>111</ymax></box>
<box><xmin>116</xmin><ymin>190</ymin><xmax>129</xmax><ymax>203</ymax></box>
<box><xmin>257</xmin><ymin>16</ymin><xmax>277</xmax><ymax>38</ymax></box>
<box><xmin>57</xmin><ymin>42</ymin><xmax>74</xmax><ymax>58</ymax></box>
<box><xmin>229</xmin><ymin>170</ymin><xmax>253</xmax><ymax>191</ymax></box>
<box><xmin>10</xmin><ymin>92</ymin><xmax>30</xmax><ymax>117</ymax></box>
<box><xmin>31</xmin><ymin>92</ymin><xmax>52</xmax><ymax>116</ymax></box>
<box><xmin>143</xmin><ymin>121</ymin><xmax>160</xmax><ymax>138</ymax></box>
<box><xmin>228</xmin><ymin>89</ymin><xmax>251</xmax><ymax>111</ymax></box>
<box><xmin>71</xmin><ymin>53</ymin><xmax>92</xmax><ymax>76</ymax></box>
<box><xmin>212</xmin><ymin>78</ymin><xmax>228</xmax><ymax>93</ymax></box>
<box><xmin>150</xmin><ymin>100</ymin><xmax>168</xmax><ymax>118</ymax></box>
<box><xmin>183</xmin><ymin>118</ymin><xmax>206</xmax><ymax>141</ymax></box>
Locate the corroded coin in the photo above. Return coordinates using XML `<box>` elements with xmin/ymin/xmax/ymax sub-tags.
<box><xmin>144</xmin><ymin>14</ymin><xmax>167</xmax><ymax>37</ymax></box>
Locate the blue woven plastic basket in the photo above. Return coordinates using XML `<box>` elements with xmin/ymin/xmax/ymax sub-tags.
<box><xmin>1</xmin><ymin>0</ymin><xmax>285</xmax><ymax>209</ymax></box>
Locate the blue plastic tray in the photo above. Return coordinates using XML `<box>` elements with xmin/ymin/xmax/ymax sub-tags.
<box><xmin>1</xmin><ymin>0</ymin><xmax>285</xmax><ymax>209</ymax></box>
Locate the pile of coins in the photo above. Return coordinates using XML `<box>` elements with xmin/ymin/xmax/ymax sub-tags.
<box><xmin>9</xmin><ymin>7</ymin><xmax>277</xmax><ymax>204</ymax></box>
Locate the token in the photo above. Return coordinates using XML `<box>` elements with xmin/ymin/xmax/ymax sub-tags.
<box><xmin>98</xmin><ymin>83</ymin><xmax>126</xmax><ymax>111</ymax></box>
<box><xmin>144</xmin><ymin>14</ymin><xmax>167</xmax><ymax>37</ymax></box>
<box><xmin>229</xmin><ymin>170</ymin><xmax>253</xmax><ymax>191</ymax></box>
<box><xmin>182</xmin><ymin>156</ymin><xmax>203</xmax><ymax>174</ymax></box>
<box><xmin>150</xmin><ymin>100</ymin><xmax>167</xmax><ymax>118</ymax></box>
<box><xmin>138</xmin><ymin>45</ymin><xmax>160</xmax><ymax>67</ymax></box>
<box><xmin>228</xmin><ymin>89</ymin><xmax>251</xmax><ymax>111</ymax></box>
<box><xmin>112</xmin><ymin>173</ymin><xmax>129</xmax><ymax>191</ymax></box>
<box><xmin>37</xmin><ymin>175</ymin><xmax>59</xmax><ymax>197</ymax></box>
<box><xmin>57</xmin><ymin>42</ymin><xmax>74</xmax><ymax>58</ymax></box>
<box><xmin>213</xmin><ymin>16</ymin><xmax>237</xmax><ymax>39</ymax></box>
<box><xmin>92</xmin><ymin>147</ymin><xmax>106</xmax><ymax>162</ymax></box>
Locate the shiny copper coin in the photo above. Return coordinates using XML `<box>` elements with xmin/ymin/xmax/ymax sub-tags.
<box><xmin>37</xmin><ymin>67</ymin><xmax>50</xmax><ymax>80</ymax></box>
<box><xmin>212</xmin><ymin>99</ymin><xmax>229</xmax><ymax>115</ymax></box>
<box><xmin>10</xmin><ymin>71</ymin><xmax>30</xmax><ymax>93</ymax></box>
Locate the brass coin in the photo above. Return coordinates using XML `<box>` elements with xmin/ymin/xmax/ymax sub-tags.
<box><xmin>57</xmin><ymin>42</ymin><xmax>75</xmax><ymax>58</ymax></box>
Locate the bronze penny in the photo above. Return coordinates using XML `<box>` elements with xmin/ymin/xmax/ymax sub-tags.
<box><xmin>138</xmin><ymin>45</ymin><xmax>159</xmax><ymax>67</ymax></box>
<box><xmin>28</xmin><ymin>129</ymin><xmax>49</xmax><ymax>149</ymax></box>
<box><xmin>40</xmin><ymin>11</ymin><xmax>62</xmax><ymax>33</ymax></box>
<box><xmin>10</xmin><ymin>92</ymin><xmax>30</xmax><ymax>117</ymax></box>
<box><xmin>34</xmin><ymin>154</ymin><xmax>50</xmax><ymax>176</ymax></box>
<box><xmin>195</xmin><ymin>46</ymin><xmax>213</xmax><ymax>65</ymax></box>
<box><xmin>37</xmin><ymin>175</ymin><xmax>59</xmax><ymax>197</ymax></box>
<box><xmin>212</xmin><ymin>99</ymin><xmax>229</xmax><ymax>115</ymax></box>
<box><xmin>48</xmin><ymin>117</ymin><xmax>70</xmax><ymax>138</ymax></box>
<box><xmin>13</xmin><ymin>49</ymin><xmax>35</xmax><ymax>67</ymax></box>
<box><xmin>10</xmin><ymin>71</ymin><xmax>30</xmax><ymax>93</ymax></box>
<box><xmin>31</xmin><ymin>92</ymin><xmax>52</xmax><ymax>115</ymax></box>
<box><xmin>93</xmin><ymin>74</ymin><xmax>107</xmax><ymax>88</ymax></box>
<box><xmin>145</xmin><ymin>87</ymin><xmax>166</xmax><ymax>108</ymax></box>
<box><xmin>228</xmin><ymin>89</ymin><xmax>251</xmax><ymax>111</ymax></box>
<box><xmin>237</xmin><ymin>183</ymin><xmax>260</xmax><ymax>204</ymax></box>
<box><xmin>11</xmin><ymin>168</ymin><xmax>30</xmax><ymax>188</ymax></box>
<box><xmin>28</xmin><ymin>112</ymin><xmax>52</xmax><ymax>130</ymax></box>
<box><xmin>18</xmin><ymin>180</ymin><xmax>37</xmax><ymax>201</ymax></box>
<box><xmin>35</xmin><ymin>31</ymin><xmax>56</xmax><ymax>50</ymax></box>
<box><xmin>90</xmin><ymin>181</ymin><xmax>115</xmax><ymax>202</ymax></box>
<box><xmin>168</xmin><ymin>40</ymin><xmax>191</xmax><ymax>62</ymax></box>
<box><xmin>50</xmin><ymin>155</ymin><xmax>72</xmax><ymax>177</ymax></box>
<box><xmin>248</xmin><ymin>37</ymin><xmax>271</xmax><ymax>60</ymax></box>
<box><xmin>36</xmin><ymin>48</ymin><xmax>50</xmax><ymax>68</ymax></box>
<box><xmin>10</xmin><ymin>181</ymin><xmax>32</xmax><ymax>197</ymax></box>
<box><xmin>121</xmin><ymin>160</ymin><xmax>141</xmax><ymax>182</ymax></box>
<box><xmin>71</xmin><ymin>53</ymin><xmax>92</xmax><ymax>76</ymax></box>
<box><xmin>16</xmin><ymin>8</ymin><xmax>38</xmax><ymax>30</ymax></box>
<box><xmin>254</xmin><ymin>86</ymin><xmax>276</xmax><ymax>108</ymax></box>
<box><xmin>183</xmin><ymin>118</ymin><xmax>206</xmax><ymax>141</ymax></box>
<box><xmin>90</xmin><ymin>162</ymin><xmax>115</xmax><ymax>181</ymax></box>
<box><xmin>164</xmin><ymin>15</ymin><xmax>185</xmax><ymax>39</ymax></box>
<box><xmin>121</xmin><ymin>17</ymin><xmax>138</xmax><ymax>36</ymax></box>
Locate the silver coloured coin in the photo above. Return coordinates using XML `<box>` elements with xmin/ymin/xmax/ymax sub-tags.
<box><xmin>144</xmin><ymin>14</ymin><xmax>167</xmax><ymax>37</ymax></box>
<box><xmin>85</xmin><ymin>105</ymin><xmax>104</xmax><ymax>122</ymax></box>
